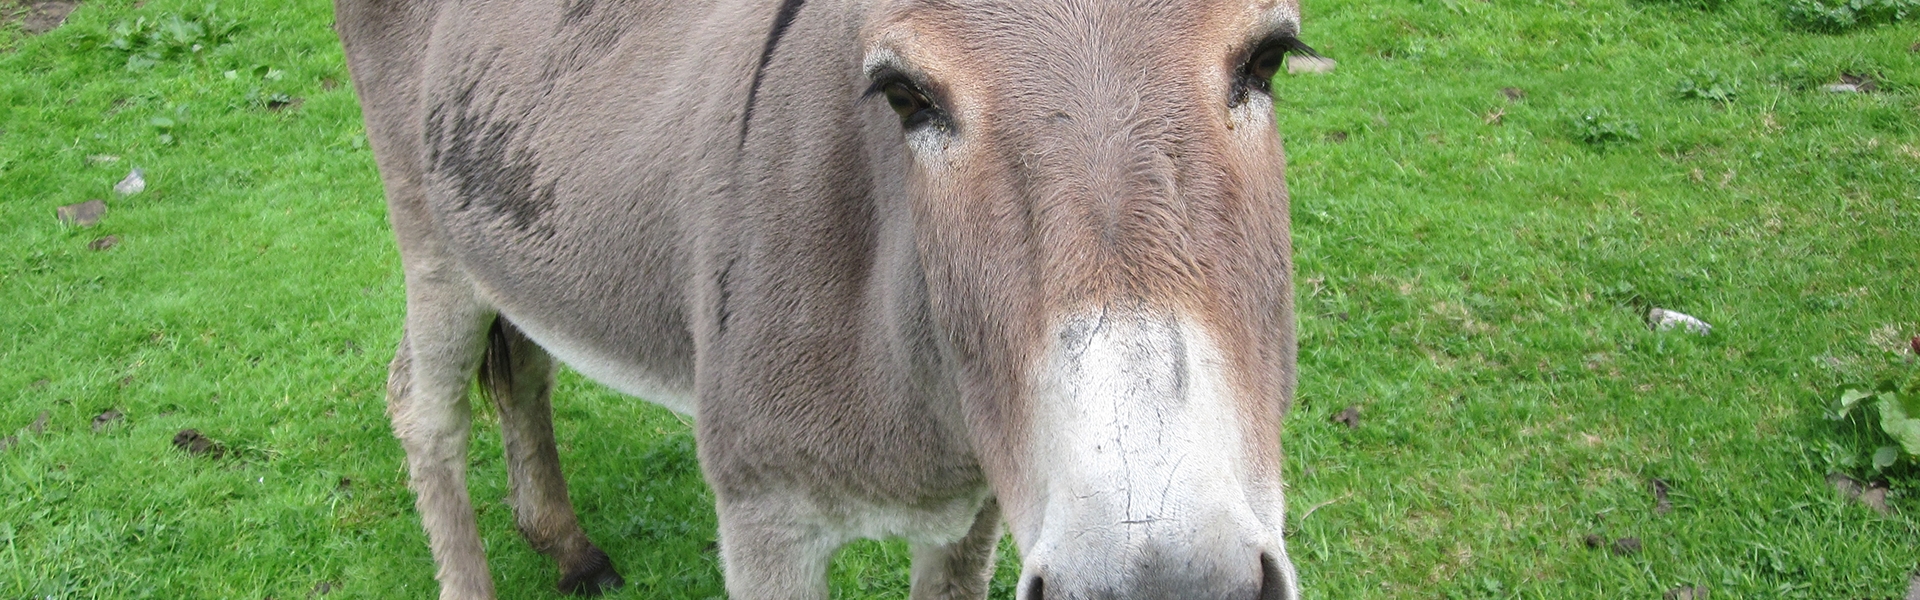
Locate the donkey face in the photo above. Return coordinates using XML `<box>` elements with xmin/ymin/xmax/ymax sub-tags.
<box><xmin>862</xmin><ymin>1</ymin><xmax>1305</xmax><ymax>598</ymax></box>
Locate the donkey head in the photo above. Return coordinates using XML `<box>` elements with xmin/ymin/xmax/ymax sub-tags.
<box><xmin>860</xmin><ymin>1</ymin><xmax>1307</xmax><ymax>598</ymax></box>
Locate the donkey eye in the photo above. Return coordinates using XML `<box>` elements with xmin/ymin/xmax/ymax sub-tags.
<box><xmin>879</xmin><ymin>81</ymin><xmax>937</xmax><ymax>127</ymax></box>
<box><xmin>1234</xmin><ymin>36</ymin><xmax>1317</xmax><ymax>105</ymax></box>
<box><xmin>1246</xmin><ymin>46</ymin><xmax>1287</xmax><ymax>86</ymax></box>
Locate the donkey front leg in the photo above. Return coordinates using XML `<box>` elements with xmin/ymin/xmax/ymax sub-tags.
<box><xmin>716</xmin><ymin>497</ymin><xmax>842</xmax><ymax>600</ymax></box>
<box><xmin>388</xmin><ymin>282</ymin><xmax>496</xmax><ymax>600</ymax></box>
<box><xmin>908</xmin><ymin>498</ymin><xmax>1002</xmax><ymax>600</ymax></box>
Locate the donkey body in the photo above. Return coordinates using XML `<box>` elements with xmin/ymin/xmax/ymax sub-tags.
<box><xmin>337</xmin><ymin>0</ymin><xmax>1309</xmax><ymax>598</ymax></box>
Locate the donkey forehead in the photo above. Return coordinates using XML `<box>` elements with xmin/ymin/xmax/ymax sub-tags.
<box><xmin>862</xmin><ymin>0</ymin><xmax>1302</xmax><ymax>82</ymax></box>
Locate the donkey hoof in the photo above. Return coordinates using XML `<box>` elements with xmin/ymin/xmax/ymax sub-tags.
<box><xmin>557</xmin><ymin>549</ymin><xmax>624</xmax><ymax>596</ymax></box>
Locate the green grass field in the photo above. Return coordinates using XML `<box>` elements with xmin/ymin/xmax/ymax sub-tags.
<box><xmin>2</xmin><ymin>0</ymin><xmax>1916</xmax><ymax>597</ymax></box>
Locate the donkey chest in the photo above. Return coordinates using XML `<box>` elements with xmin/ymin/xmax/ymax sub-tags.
<box><xmin>806</xmin><ymin>485</ymin><xmax>994</xmax><ymax>547</ymax></box>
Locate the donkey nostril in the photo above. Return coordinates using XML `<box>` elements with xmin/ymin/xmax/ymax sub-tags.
<box><xmin>1259</xmin><ymin>552</ymin><xmax>1291</xmax><ymax>600</ymax></box>
<box><xmin>1022</xmin><ymin>575</ymin><xmax>1045</xmax><ymax>600</ymax></box>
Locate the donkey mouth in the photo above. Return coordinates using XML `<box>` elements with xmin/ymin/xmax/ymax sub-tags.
<box><xmin>1011</xmin><ymin>307</ymin><xmax>1298</xmax><ymax>600</ymax></box>
<box><xmin>1016</xmin><ymin>549</ymin><xmax>1298</xmax><ymax>600</ymax></box>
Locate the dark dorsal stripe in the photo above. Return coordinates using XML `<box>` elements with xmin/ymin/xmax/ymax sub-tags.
<box><xmin>740</xmin><ymin>0</ymin><xmax>808</xmax><ymax>145</ymax></box>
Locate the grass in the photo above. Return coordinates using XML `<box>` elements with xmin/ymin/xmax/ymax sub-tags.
<box><xmin>0</xmin><ymin>0</ymin><xmax>1915</xmax><ymax>597</ymax></box>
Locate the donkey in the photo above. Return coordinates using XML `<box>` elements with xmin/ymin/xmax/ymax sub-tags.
<box><xmin>336</xmin><ymin>0</ymin><xmax>1313</xmax><ymax>598</ymax></box>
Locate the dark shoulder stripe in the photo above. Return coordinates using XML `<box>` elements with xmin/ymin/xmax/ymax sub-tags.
<box><xmin>740</xmin><ymin>0</ymin><xmax>808</xmax><ymax>146</ymax></box>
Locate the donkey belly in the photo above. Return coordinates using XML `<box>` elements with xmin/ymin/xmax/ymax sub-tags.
<box><xmin>502</xmin><ymin>308</ymin><xmax>699</xmax><ymax>416</ymax></box>
<box><xmin>417</xmin><ymin>0</ymin><xmax>771</xmax><ymax>417</ymax></box>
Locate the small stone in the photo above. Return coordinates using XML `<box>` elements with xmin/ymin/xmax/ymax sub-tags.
<box><xmin>1860</xmin><ymin>483</ymin><xmax>1893</xmax><ymax>515</ymax></box>
<box><xmin>1827</xmin><ymin>472</ymin><xmax>1891</xmax><ymax>513</ymax></box>
<box><xmin>88</xmin><ymin>235</ymin><xmax>120</xmax><ymax>251</ymax></box>
<box><xmin>91</xmin><ymin>409</ymin><xmax>124</xmax><ymax>433</ymax></box>
<box><xmin>55</xmin><ymin>199</ymin><xmax>107</xmax><ymax>227</ymax></box>
<box><xmin>1665</xmin><ymin>584</ymin><xmax>1710</xmax><ymax>600</ymax></box>
<box><xmin>114</xmin><ymin>168</ymin><xmax>146</xmax><ymax>196</ymax></box>
<box><xmin>1648</xmin><ymin>308</ymin><xmax>1711</xmax><ymax>335</ymax></box>
<box><xmin>1825</xmin><ymin>73</ymin><xmax>1878</xmax><ymax>94</ymax></box>
<box><xmin>309</xmin><ymin>581</ymin><xmax>337</xmax><ymax>597</ymax></box>
<box><xmin>1610</xmin><ymin>537</ymin><xmax>1642</xmax><ymax>556</ymax></box>
<box><xmin>1285</xmin><ymin>55</ymin><xmax>1337</xmax><ymax>75</ymax></box>
<box><xmin>1332</xmin><ymin>405</ymin><xmax>1360</xmax><ymax>429</ymax></box>
<box><xmin>1829</xmin><ymin>471</ymin><xmax>1865</xmax><ymax>496</ymax></box>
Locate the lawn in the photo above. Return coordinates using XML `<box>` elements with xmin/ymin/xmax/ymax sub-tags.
<box><xmin>1</xmin><ymin>0</ymin><xmax>1916</xmax><ymax>598</ymax></box>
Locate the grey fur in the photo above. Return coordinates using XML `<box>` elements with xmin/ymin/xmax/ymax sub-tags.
<box><xmin>336</xmin><ymin>0</ymin><xmax>1306</xmax><ymax>598</ymax></box>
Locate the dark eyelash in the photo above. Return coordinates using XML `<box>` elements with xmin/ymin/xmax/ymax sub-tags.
<box><xmin>1241</xmin><ymin>35</ymin><xmax>1319</xmax><ymax>75</ymax></box>
<box><xmin>862</xmin><ymin>69</ymin><xmax>914</xmax><ymax>101</ymax></box>
<box><xmin>1269</xmin><ymin>36</ymin><xmax>1320</xmax><ymax>60</ymax></box>
<box><xmin>1232</xmin><ymin>35</ymin><xmax>1319</xmax><ymax>105</ymax></box>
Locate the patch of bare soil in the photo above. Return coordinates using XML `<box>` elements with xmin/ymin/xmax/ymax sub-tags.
<box><xmin>1331</xmin><ymin>405</ymin><xmax>1360</xmax><ymax>429</ymax></box>
<box><xmin>90</xmin><ymin>408</ymin><xmax>122</xmax><ymax>432</ymax></box>
<box><xmin>55</xmin><ymin>199</ymin><xmax>104</xmax><ymax>227</ymax></box>
<box><xmin>7</xmin><ymin>1</ymin><xmax>79</xmax><ymax>35</ymax></box>
<box><xmin>172</xmin><ymin>429</ymin><xmax>226</xmax><ymax>457</ymax></box>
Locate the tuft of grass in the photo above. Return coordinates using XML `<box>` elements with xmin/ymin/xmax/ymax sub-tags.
<box><xmin>1569</xmin><ymin>109</ymin><xmax>1644</xmax><ymax>147</ymax></box>
<box><xmin>1</xmin><ymin>0</ymin><xmax>1916</xmax><ymax>598</ymax></box>
<box><xmin>1675</xmin><ymin>69</ymin><xmax>1742</xmax><ymax>103</ymax></box>
<box><xmin>1781</xmin><ymin>0</ymin><xmax>1920</xmax><ymax>31</ymax></box>
<box><xmin>1639</xmin><ymin>0</ymin><xmax>1734</xmax><ymax>10</ymax></box>
<box><xmin>100</xmin><ymin>6</ymin><xmax>240</xmax><ymax>71</ymax></box>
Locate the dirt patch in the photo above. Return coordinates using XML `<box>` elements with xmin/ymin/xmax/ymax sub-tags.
<box><xmin>1331</xmin><ymin>405</ymin><xmax>1360</xmax><ymax>429</ymax></box>
<box><xmin>90</xmin><ymin>408</ymin><xmax>122</xmax><ymax>432</ymax></box>
<box><xmin>1582</xmin><ymin>534</ymin><xmax>1642</xmax><ymax>556</ymax></box>
<box><xmin>55</xmin><ymin>199</ymin><xmax>105</xmax><ymax>227</ymax></box>
<box><xmin>172</xmin><ymin>429</ymin><xmax>226</xmax><ymax>457</ymax></box>
<box><xmin>9</xmin><ymin>1</ymin><xmax>80</xmax><ymax>35</ymax></box>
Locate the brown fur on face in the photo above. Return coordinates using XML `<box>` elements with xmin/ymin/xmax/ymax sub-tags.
<box><xmin>868</xmin><ymin>0</ymin><xmax>1298</xmax><ymax>533</ymax></box>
